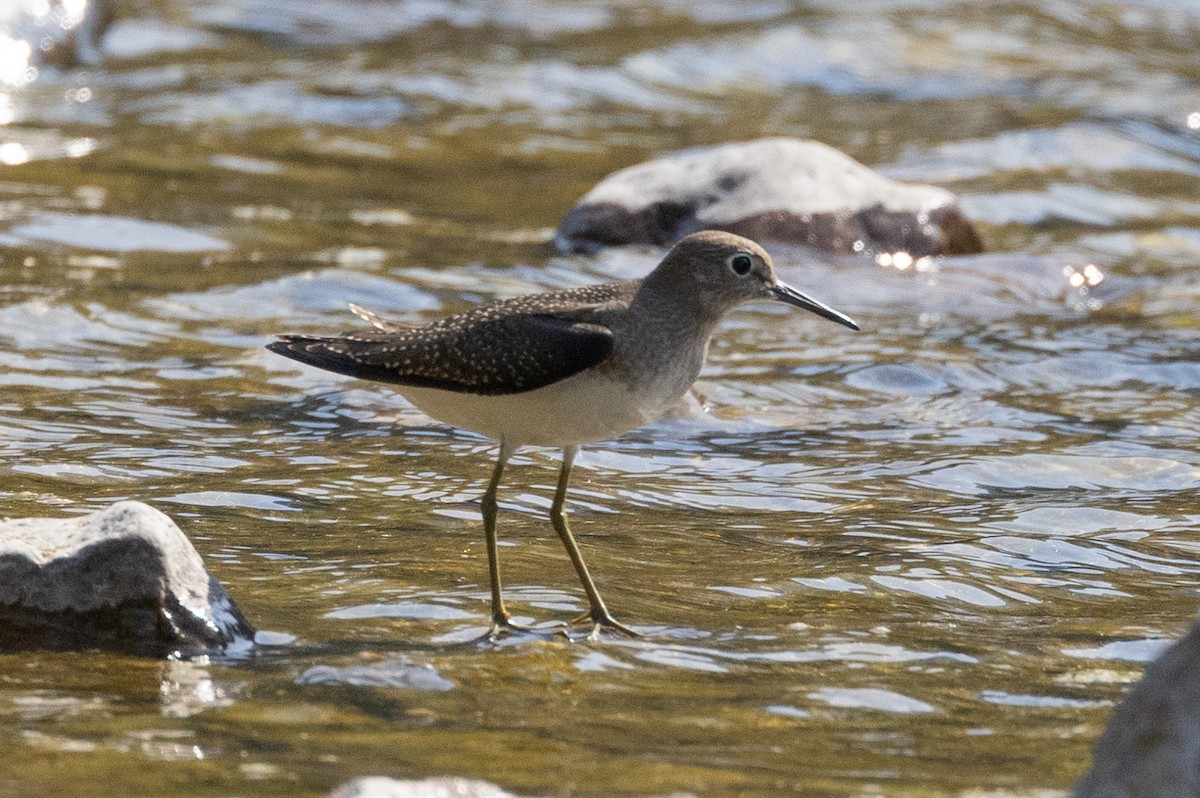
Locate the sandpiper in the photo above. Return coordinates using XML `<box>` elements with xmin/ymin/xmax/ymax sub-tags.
<box><xmin>268</xmin><ymin>230</ymin><xmax>859</xmax><ymax>638</ymax></box>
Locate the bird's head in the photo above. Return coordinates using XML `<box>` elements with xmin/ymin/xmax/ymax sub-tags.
<box><xmin>648</xmin><ymin>230</ymin><xmax>860</xmax><ymax>330</ymax></box>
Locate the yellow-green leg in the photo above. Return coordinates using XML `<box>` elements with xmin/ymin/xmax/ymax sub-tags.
<box><xmin>482</xmin><ymin>442</ymin><xmax>516</xmax><ymax>639</ymax></box>
<box><xmin>552</xmin><ymin>445</ymin><xmax>640</xmax><ymax>639</ymax></box>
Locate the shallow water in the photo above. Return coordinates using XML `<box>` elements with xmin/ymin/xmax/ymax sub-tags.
<box><xmin>1</xmin><ymin>0</ymin><xmax>1199</xmax><ymax>796</ymax></box>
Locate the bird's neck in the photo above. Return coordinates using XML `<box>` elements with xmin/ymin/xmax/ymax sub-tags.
<box><xmin>631</xmin><ymin>273</ymin><xmax>726</xmax><ymax>333</ymax></box>
<box><xmin>623</xmin><ymin>278</ymin><xmax>726</xmax><ymax>392</ymax></box>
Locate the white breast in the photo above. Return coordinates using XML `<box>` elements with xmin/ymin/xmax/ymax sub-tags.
<box><xmin>397</xmin><ymin>368</ymin><xmax>666</xmax><ymax>447</ymax></box>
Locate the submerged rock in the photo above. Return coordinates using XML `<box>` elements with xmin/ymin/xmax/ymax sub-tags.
<box><xmin>556</xmin><ymin>138</ymin><xmax>983</xmax><ymax>257</ymax></box>
<box><xmin>1074</xmin><ymin>616</ymin><xmax>1200</xmax><ymax>797</ymax></box>
<box><xmin>297</xmin><ymin>656</ymin><xmax>454</xmax><ymax>691</ymax></box>
<box><xmin>0</xmin><ymin>501</ymin><xmax>253</xmax><ymax>657</ymax></box>
<box><xmin>329</xmin><ymin>777</ymin><xmax>527</xmax><ymax>798</ymax></box>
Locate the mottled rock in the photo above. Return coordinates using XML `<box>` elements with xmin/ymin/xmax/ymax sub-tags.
<box><xmin>1074</xmin><ymin>617</ymin><xmax>1200</xmax><ymax>798</ymax></box>
<box><xmin>556</xmin><ymin>138</ymin><xmax>983</xmax><ymax>256</ymax></box>
<box><xmin>329</xmin><ymin>777</ymin><xmax>527</xmax><ymax>798</ymax></box>
<box><xmin>0</xmin><ymin>501</ymin><xmax>253</xmax><ymax>657</ymax></box>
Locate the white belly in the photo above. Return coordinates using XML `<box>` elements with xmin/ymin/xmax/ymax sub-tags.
<box><xmin>397</xmin><ymin>369</ymin><xmax>671</xmax><ymax>447</ymax></box>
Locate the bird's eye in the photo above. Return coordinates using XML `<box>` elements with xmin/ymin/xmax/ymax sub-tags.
<box><xmin>729</xmin><ymin>254</ymin><xmax>753</xmax><ymax>276</ymax></box>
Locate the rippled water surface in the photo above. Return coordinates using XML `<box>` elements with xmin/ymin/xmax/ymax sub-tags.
<box><xmin>1</xmin><ymin>1</ymin><xmax>1199</xmax><ymax>796</ymax></box>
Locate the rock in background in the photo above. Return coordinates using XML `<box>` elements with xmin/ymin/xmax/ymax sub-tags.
<box><xmin>1</xmin><ymin>0</ymin><xmax>115</xmax><ymax>68</ymax></box>
<box><xmin>1074</xmin><ymin>616</ymin><xmax>1200</xmax><ymax>798</ymax></box>
<box><xmin>556</xmin><ymin>138</ymin><xmax>983</xmax><ymax>257</ymax></box>
<box><xmin>0</xmin><ymin>501</ymin><xmax>253</xmax><ymax>657</ymax></box>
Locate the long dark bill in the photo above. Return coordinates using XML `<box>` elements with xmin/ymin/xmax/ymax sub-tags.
<box><xmin>771</xmin><ymin>281</ymin><xmax>861</xmax><ymax>331</ymax></box>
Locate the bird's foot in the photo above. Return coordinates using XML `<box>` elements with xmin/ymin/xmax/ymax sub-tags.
<box><xmin>570</xmin><ymin>609</ymin><xmax>642</xmax><ymax>640</ymax></box>
<box><xmin>483</xmin><ymin>612</ymin><xmax>529</xmax><ymax>641</ymax></box>
<box><xmin>483</xmin><ymin>613</ymin><xmax>565</xmax><ymax>642</ymax></box>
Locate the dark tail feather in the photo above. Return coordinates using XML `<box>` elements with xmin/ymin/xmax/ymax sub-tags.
<box><xmin>266</xmin><ymin>336</ymin><xmax>371</xmax><ymax>380</ymax></box>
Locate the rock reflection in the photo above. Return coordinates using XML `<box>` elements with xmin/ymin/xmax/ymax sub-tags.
<box><xmin>158</xmin><ymin>658</ymin><xmax>237</xmax><ymax>719</ymax></box>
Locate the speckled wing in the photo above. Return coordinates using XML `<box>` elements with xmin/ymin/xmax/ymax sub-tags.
<box><xmin>268</xmin><ymin>308</ymin><xmax>617</xmax><ymax>396</ymax></box>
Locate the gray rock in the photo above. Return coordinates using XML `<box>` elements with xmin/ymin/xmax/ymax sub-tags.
<box><xmin>0</xmin><ymin>501</ymin><xmax>253</xmax><ymax>657</ymax></box>
<box><xmin>556</xmin><ymin>138</ymin><xmax>983</xmax><ymax>256</ymax></box>
<box><xmin>329</xmin><ymin>777</ymin><xmax>528</xmax><ymax>798</ymax></box>
<box><xmin>1074</xmin><ymin>618</ymin><xmax>1200</xmax><ymax>798</ymax></box>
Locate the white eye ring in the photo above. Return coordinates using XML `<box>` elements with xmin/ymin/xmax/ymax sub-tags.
<box><xmin>728</xmin><ymin>253</ymin><xmax>753</xmax><ymax>276</ymax></box>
